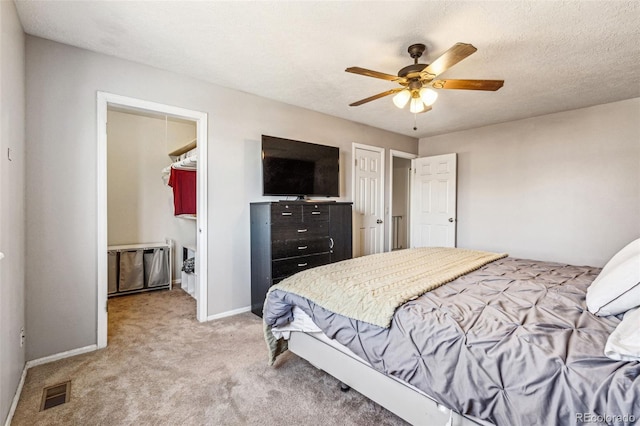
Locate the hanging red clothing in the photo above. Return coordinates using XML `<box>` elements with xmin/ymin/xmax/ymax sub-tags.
<box><xmin>168</xmin><ymin>168</ymin><xmax>196</xmax><ymax>215</ymax></box>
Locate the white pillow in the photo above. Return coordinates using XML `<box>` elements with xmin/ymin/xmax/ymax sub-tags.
<box><xmin>599</xmin><ymin>238</ymin><xmax>640</xmax><ymax>276</ymax></box>
<box><xmin>586</xmin><ymin>238</ymin><xmax>640</xmax><ymax>316</ymax></box>
<box><xmin>605</xmin><ymin>307</ymin><xmax>640</xmax><ymax>361</ymax></box>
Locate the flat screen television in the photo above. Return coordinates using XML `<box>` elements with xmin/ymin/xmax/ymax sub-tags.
<box><xmin>262</xmin><ymin>135</ymin><xmax>339</xmax><ymax>198</ymax></box>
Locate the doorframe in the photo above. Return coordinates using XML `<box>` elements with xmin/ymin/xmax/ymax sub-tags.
<box><xmin>351</xmin><ymin>143</ymin><xmax>385</xmax><ymax>257</ymax></box>
<box><xmin>96</xmin><ymin>92</ymin><xmax>208</xmax><ymax>349</ymax></box>
<box><xmin>388</xmin><ymin>150</ymin><xmax>417</xmax><ymax>251</ymax></box>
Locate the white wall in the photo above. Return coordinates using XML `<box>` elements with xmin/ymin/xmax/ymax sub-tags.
<box><xmin>419</xmin><ymin>98</ymin><xmax>640</xmax><ymax>267</ymax></box>
<box><xmin>0</xmin><ymin>1</ymin><xmax>25</xmax><ymax>422</ymax></box>
<box><xmin>25</xmin><ymin>36</ymin><xmax>417</xmax><ymax>360</ymax></box>
<box><xmin>107</xmin><ymin>110</ymin><xmax>196</xmax><ymax>279</ymax></box>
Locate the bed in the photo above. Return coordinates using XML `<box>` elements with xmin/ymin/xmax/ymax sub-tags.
<box><xmin>263</xmin><ymin>246</ymin><xmax>640</xmax><ymax>426</ymax></box>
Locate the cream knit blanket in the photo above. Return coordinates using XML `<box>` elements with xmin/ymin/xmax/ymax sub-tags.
<box><xmin>270</xmin><ymin>247</ymin><xmax>507</xmax><ymax>328</ymax></box>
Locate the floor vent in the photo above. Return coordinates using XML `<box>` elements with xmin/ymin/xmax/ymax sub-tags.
<box><xmin>40</xmin><ymin>381</ymin><xmax>71</xmax><ymax>411</ymax></box>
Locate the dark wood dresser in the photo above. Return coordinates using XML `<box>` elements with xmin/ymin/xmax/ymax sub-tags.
<box><xmin>250</xmin><ymin>201</ymin><xmax>353</xmax><ymax>317</ymax></box>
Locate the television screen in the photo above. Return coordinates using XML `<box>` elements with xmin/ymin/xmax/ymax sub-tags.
<box><xmin>262</xmin><ymin>135</ymin><xmax>339</xmax><ymax>197</ymax></box>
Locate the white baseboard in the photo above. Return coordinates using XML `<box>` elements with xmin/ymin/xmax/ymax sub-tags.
<box><xmin>172</xmin><ymin>279</ymin><xmax>182</xmax><ymax>285</ymax></box>
<box><xmin>206</xmin><ymin>305</ymin><xmax>251</xmax><ymax>321</ymax></box>
<box><xmin>26</xmin><ymin>344</ymin><xmax>98</xmax><ymax>369</ymax></box>
<box><xmin>4</xmin><ymin>364</ymin><xmax>27</xmax><ymax>426</ymax></box>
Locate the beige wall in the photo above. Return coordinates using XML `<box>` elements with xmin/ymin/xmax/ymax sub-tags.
<box><xmin>419</xmin><ymin>98</ymin><xmax>640</xmax><ymax>267</ymax></box>
<box><xmin>0</xmin><ymin>1</ymin><xmax>26</xmax><ymax>422</ymax></box>
<box><xmin>165</xmin><ymin>117</ymin><xmax>197</xmax><ymax>154</ymax></box>
<box><xmin>107</xmin><ymin>110</ymin><xmax>196</xmax><ymax>279</ymax></box>
<box><xmin>25</xmin><ymin>36</ymin><xmax>417</xmax><ymax>360</ymax></box>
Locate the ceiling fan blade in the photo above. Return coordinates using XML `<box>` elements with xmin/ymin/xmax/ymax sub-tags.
<box><xmin>346</xmin><ymin>67</ymin><xmax>405</xmax><ymax>82</ymax></box>
<box><xmin>418</xmin><ymin>105</ymin><xmax>433</xmax><ymax>114</ymax></box>
<box><xmin>432</xmin><ymin>79</ymin><xmax>504</xmax><ymax>91</ymax></box>
<box><xmin>421</xmin><ymin>43</ymin><xmax>477</xmax><ymax>77</ymax></box>
<box><xmin>349</xmin><ymin>88</ymin><xmax>403</xmax><ymax>106</ymax></box>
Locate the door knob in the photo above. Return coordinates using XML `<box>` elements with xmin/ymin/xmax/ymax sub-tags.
<box><xmin>377</xmin><ymin>219</ymin><xmax>383</xmax><ymax>224</ymax></box>
<box><xmin>448</xmin><ymin>218</ymin><xmax>455</xmax><ymax>223</ymax></box>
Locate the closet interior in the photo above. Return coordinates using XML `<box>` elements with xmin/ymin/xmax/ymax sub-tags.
<box><xmin>106</xmin><ymin>107</ymin><xmax>198</xmax><ymax>302</ymax></box>
<box><xmin>391</xmin><ymin>157</ymin><xmax>411</xmax><ymax>250</ymax></box>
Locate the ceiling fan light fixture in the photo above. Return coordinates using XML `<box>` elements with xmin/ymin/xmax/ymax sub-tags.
<box><xmin>409</xmin><ymin>97</ymin><xmax>425</xmax><ymax>113</ymax></box>
<box><xmin>346</xmin><ymin>42</ymin><xmax>504</xmax><ymax>126</ymax></box>
<box><xmin>392</xmin><ymin>89</ymin><xmax>411</xmax><ymax>109</ymax></box>
<box><xmin>419</xmin><ymin>87</ymin><xmax>438</xmax><ymax>106</ymax></box>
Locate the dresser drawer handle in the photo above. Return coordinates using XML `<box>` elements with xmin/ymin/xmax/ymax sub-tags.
<box><xmin>297</xmin><ymin>263</ymin><xmax>308</xmax><ymax>267</ymax></box>
<box><xmin>297</xmin><ymin>246</ymin><xmax>308</xmax><ymax>250</ymax></box>
<box><xmin>281</xmin><ymin>212</ymin><xmax>292</xmax><ymax>216</ymax></box>
<box><xmin>311</xmin><ymin>211</ymin><xmax>321</xmax><ymax>215</ymax></box>
<box><xmin>297</xmin><ymin>229</ymin><xmax>307</xmax><ymax>233</ymax></box>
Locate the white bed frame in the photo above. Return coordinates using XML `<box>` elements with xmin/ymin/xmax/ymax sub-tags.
<box><xmin>288</xmin><ymin>331</ymin><xmax>492</xmax><ymax>426</ymax></box>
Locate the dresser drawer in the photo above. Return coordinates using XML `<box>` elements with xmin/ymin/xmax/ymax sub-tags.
<box><xmin>271</xmin><ymin>222</ymin><xmax>328</xmax><ymax>240</ymax></box>
<box><xmin>270</xmin><ymin>204</ymin><xmax>302</xmax><ymax>224</ymax></box>
<box><xmin>272</xmin><ymin>253</ymin><xmax>332</xmax><ymax>279</ymax></box>
<box><xmin>272</xmin><ymin>237</ymin><xmax>331</xmax><ymax>259</ymax></box>
<box><xmin>302</xmin><ymin>204</ymin><xmax>330</xmax><ymax>222</ymax></box>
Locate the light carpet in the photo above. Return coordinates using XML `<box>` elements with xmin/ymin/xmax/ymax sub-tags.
<box><xmin>11</xmin><ymin>288</ymin><xmax>406</xmax><ymax>425</ymax></box>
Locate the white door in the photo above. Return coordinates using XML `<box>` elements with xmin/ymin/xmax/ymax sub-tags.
<box><xmin>353</xmin><ymin>144</ymin><xmax>385</xmax><ymax>257</ymax></box>
<box><xmin>410</xmin><ymin>153</ymin><xmax>457</xmax><ymax>247</ymax></box>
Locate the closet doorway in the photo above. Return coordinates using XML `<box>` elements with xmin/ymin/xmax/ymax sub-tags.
<box><xmin>96</xmin><ymin>93</ymin><xmax>208</xmax><ymax>349</ymax></box>
<box><xmin>388</xmin><ymin>150</ymin><xmax>416</xmax><ymax>251</ymax></box>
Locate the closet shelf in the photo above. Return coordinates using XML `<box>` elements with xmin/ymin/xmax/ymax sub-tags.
<box><xmin>168</xmin><ymin>138</ymin><xmax>197</xmax><ymax>157</ymax></box>
<box><xmin>176</xmin><ymin>214</ymin><xmax>197</xmax><ymax>220</ymax></box>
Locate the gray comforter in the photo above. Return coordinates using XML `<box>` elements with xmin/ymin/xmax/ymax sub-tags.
<box><xmin>264</xmin><ymin>257</ymin><xmax>640</xmax><ymax>426</ymax></box>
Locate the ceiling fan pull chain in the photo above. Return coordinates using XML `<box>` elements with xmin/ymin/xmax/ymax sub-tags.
<box><xmin>413</xmin><ymin>113</ymin><xmax>418</xmax><ymax>131</ymax></box>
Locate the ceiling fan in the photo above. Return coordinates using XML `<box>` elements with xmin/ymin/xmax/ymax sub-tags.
<box><xmin>346</xmin><ymin>43</ymin><xmax>504</xmax><ymax>114</ymax></box>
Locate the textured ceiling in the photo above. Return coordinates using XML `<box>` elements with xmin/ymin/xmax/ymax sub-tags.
<box><xmin>14</xmin><ymin>1</ymin><xmax>640</xmax><ymax>138</ymax></box>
